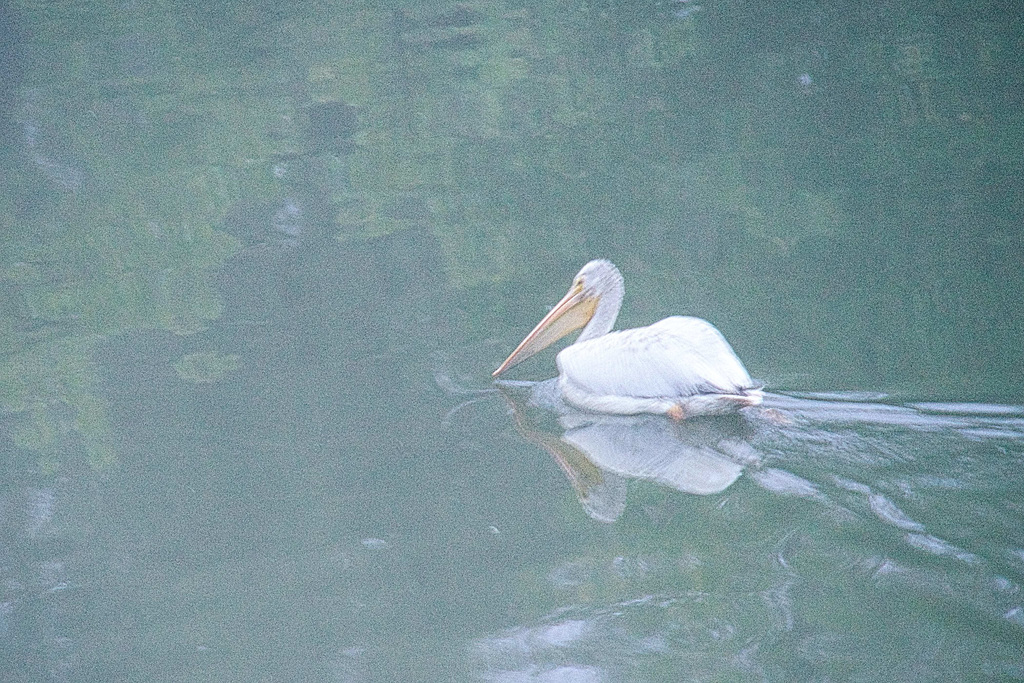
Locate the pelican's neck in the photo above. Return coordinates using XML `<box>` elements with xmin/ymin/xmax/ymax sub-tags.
<box><xmin>577</xmin><ymin>265</ymin><xmax>624</xmax><ymax>343</ymax></box>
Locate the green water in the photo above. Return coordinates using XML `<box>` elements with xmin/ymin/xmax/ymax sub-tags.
<box><xmin>2</xmin><ymin>1</ymin><xmax>1023</xmax><ymax>680</ymax></box>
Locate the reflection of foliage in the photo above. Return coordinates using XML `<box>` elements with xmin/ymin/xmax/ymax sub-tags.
<box><xmin>2</xmin><ymin>4</ymin><xmax>254</xmax><ymax>468</ymax></box>
<box><xmin>0</xmin><ymin>338</ymin><xmax>115</xmax><ymax>470</ymax></box>
<box><xmin>297</xmin><ymin>4</ymin><xmax>698</xmax><ymax>285</ymax></box>
<box><xmin>173</xmin><ymin>351</ymin><xmax>241</xmax><ymax>384</ymax></box>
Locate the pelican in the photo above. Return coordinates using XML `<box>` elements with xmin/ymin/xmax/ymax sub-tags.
<box><xmin>492</xmin><ymin>259</ymin><xmax>763</xmax><ymax>419</ymax></box>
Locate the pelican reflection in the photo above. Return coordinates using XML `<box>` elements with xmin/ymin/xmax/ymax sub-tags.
<box><xmin>499</xmin><ymin>381</ymin><xmax>760</xmax><ymax>523</ymax></box>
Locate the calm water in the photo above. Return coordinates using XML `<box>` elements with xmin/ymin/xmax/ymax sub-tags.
<box><xmin>2</xmin><ymin>1</ymin><xmax>1023</xmax><ymax>681</ymax></box>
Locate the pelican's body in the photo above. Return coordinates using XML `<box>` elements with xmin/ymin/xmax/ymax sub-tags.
<box><xmin>493</xmin><ymin>260</ymin><xmax>762</xmax><ymax>419</ymax></box>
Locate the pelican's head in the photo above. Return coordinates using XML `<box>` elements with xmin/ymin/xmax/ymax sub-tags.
<box><xmin>493</xmin><ymin>259</ymin><xmax>624</xmax><ymax>376</ymax></box>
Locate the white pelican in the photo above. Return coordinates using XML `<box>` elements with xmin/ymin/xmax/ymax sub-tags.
<box><xmin>492</xmin><ymin>259</ymin><xmax>763</xmax><ymax>419</ymax></box>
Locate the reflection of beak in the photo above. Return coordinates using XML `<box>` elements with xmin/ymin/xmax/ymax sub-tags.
<box><xmin>493</xmin><ymin>282</ymin><xmax>598</xmax><ymax>376</ymax></box>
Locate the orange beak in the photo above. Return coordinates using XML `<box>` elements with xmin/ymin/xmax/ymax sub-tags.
<box><xmin>493</xmin><ymin>281</ymin><xmax>598</xmax><ymax>376</ymax></box>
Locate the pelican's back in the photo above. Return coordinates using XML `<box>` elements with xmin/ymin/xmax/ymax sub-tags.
<box><xmin>556</xmin><ymin>316</ymin><xmax>757</xmax><ymax>402</ymax></box>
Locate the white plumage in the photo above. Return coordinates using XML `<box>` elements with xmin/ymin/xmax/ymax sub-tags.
<box><xmin>493</xmin><ymin>260</ymin><xmax>762</xmax><ymax>418</ymax></box>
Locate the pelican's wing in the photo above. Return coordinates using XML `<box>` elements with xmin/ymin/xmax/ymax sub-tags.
<box><xmin>556</xmin><ymin>316</ymin><xmax>756</xmax><ymax>399</ymax></box>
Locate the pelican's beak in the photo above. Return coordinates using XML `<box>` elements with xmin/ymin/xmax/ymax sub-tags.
<box><xmin>493</xmin><ymin>281</ymin><xmax>598</xmax><ymax>376</ymax></box>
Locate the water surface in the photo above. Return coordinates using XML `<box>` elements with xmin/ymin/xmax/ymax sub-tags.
<box><xmin>2</xmin><ymin>1</ymin><xmax>1023</xmax><ymax>680</ymax></box>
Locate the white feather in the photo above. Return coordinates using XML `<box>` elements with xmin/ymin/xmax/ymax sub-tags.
<box><xmin>556</xmin><ymin>316</ymin><xmax>761</xmax><ymax>415</ymax></box>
